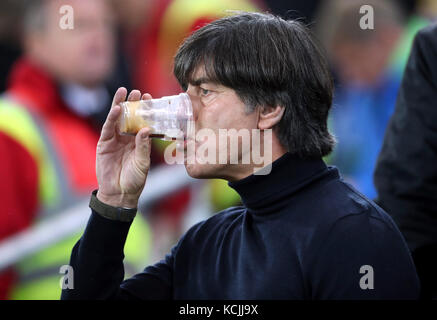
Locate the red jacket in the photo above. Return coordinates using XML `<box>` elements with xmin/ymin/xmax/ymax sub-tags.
<box><xmin>7</xmin><ymin>59</ymin><xmax>100</xmax><ymax>193</ymax></box>
<box><xmin>0</xmin><ymin>131</ymin><xmax>38</xmax><ymax>299</ymax></box>
<box><xmin>0</xmin><ymin>59</ymin><xmax>100</xmax><ymax>299</ymax></box>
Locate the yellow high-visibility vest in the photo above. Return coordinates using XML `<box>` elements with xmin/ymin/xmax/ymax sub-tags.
<box><xmin>0</xmin><ymin>98</ymin><xmax>152</xmax><ymax>300</ymax></box>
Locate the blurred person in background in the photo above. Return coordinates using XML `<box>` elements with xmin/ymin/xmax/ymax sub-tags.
<box><xmin>0</xmin><ymin>0</ymin><xmax>151</xmax><ymax>299</ymax></box>
<box><xmin>111</xmin><ymin>0</ymin><xmax>263</xmax><ymax>262</ymax></box>
<box><xmin>315</xmin><ymin>0</ymin><xmax>406</xmax><ymax>199</ymax></box>
<box><xmin>262</xmin><ymin>0</ymin><xmax>418</xmax><ymax>24</ymax></box>
<box><xmin>374</xmin><ymin>23</ymin><xmax>437</xmax><ymax>300</ymax></box>
<box><xmin>265</xmin><ymin>0</ymin><xmax>428</xmax><ymax>77</ymax></box>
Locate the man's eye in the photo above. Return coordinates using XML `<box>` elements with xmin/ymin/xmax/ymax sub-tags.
<box><xmin>200</xmin><ymin>88</ymin><xmax>210</xmax><ymax>96</ymax></box>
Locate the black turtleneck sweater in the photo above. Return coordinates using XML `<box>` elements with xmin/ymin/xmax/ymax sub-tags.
<box><xmin>61</xmin><ymin>153</ymin><xmax>420</xmax><ymax>300</ymax></box>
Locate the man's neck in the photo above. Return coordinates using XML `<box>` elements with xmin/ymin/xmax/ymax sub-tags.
<box><xmin>224</xmin><ymin>138</ymin><xmax>287</xmax><ymax>182</ymax></box>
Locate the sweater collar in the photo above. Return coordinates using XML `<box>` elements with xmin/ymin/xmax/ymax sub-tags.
<box><xmin>228</xmin><ymin>152</ymin><xmax>336</xmax><ymax>214</ymax></box>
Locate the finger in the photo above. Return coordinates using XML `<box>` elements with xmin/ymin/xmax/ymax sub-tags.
<box><xmin>142</xmin><ymin>93</ymin><xmax>153</xmax><ymax>100</ymax></box>
<box><xmin>111</xmin><ymin>87</ymin><xmax>127</xmax><ymax>108</ymax></box>
<box><xmin>134</xmin><ymin>127</ymin><xmax>152</xmax><ymax>172</ymax></box>
<box><xmin>101</xmin><ymin>87</ymin><xmax>127</xmax><ymax>141</ymax></box>
<box><xmin>100</xmin><ymin>105</ymin><xmax>121</xmax><ymax>141</ymax></box>
<box><xmin>128</xmin><ymin>90</ymin><xmax>141</xmax><ymax>101</ymax></box>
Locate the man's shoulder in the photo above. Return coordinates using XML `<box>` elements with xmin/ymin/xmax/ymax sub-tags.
<box><xmin>311</xmin><ymin>177</ymin><xmax>399</xmax><ymax>235</ymax></box>
<box><xmin>410</xmin><ymin>22</ymin><xmax>437</xmax><ymax>73</ymax></box>
<box><xmin>415</xmin><ymin>22</ymin><xmax>437</xmax><ymax>45</ymax></box>
<box><xmin>305</xmin><ymin>180</ymin><xmax>413</xmax><ymax>268</ymax></box>
<box><xmin>305</xmin><ymin>181</ymin><xmax>420</xmax><ymax>299</ymax></box>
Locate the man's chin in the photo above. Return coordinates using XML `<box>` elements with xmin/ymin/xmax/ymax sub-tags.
<box><xmin>184</xmin><ymin>162</ymin><xmax>219</xmax><ymax>180</ymax></box>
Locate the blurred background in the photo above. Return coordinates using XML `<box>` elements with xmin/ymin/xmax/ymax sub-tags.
<box><xmin>0</xmin><ymin>0</ymin><xmax>434</xmax><ymax>300</ymax></box>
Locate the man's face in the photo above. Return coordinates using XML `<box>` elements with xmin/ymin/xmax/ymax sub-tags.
<box><xmin>332</xmin><ymin>25</ymin><xmax>401</xmax><ymax>86</ymax></box>
<box><xmin>333</xmin><ymin>39</ymin><xmax>386</xmax><ymax>86</ymax></box>
<box><xmin>28</xmin><ymin>0</ymin><xmax>115</xmax><ymax>87</ymax></box>
<box><xmin>184</xmin><ymin>67</ymin><xmax>260</xmax><ymax>181</ymax></box>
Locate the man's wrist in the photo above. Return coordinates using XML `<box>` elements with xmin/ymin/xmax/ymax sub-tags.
<box><xmin>90</xmin><ymin>190</ymin><xmax>138</xmax><ymax>222</ymax></box>
<box><xmin>96</xmin><ymin>190</ymin><xmax>139</xmax><ymax>209</ymax></box>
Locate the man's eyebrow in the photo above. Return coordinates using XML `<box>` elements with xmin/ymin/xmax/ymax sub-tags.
<box><xmin>189</xmin><ymin>77</ymin><xmax>216</xmax><ymax>86</ymax></box>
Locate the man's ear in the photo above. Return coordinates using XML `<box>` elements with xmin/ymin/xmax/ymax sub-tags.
<box><xmin>257</xmin><ymin>105</ymin><xmax>285</xmax><ymax>130</ymax></box>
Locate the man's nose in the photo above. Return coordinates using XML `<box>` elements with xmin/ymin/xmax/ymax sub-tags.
<box><xmin>186</xmin><ymin>90</ymin><xmax>200</xmax><ymax>121</ymax></box>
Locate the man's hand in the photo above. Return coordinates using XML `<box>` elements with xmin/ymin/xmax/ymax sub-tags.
<box><xmin>96</xmin><ymin>88</ymin><xmax>152</xmax><ymax>208</ymax></box>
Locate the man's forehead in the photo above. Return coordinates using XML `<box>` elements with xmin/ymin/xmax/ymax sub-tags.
<box><xmin>189</xmin><ymin>65</ymin><xmax>224</xmax><ymax>88</ymax></box>
<box><xmin>189</xmin><ymin>66</ymin><xmax>209</xmax><ymax>85</ymax></box>
<box><xmin>192</xmin><ymin>66</ymin><xmax>207</xmax><ymax>79</ymax></box>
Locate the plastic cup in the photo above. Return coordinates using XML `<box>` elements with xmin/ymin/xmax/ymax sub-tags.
<box><xmin>118</xmin><ymin>93</ymin><xmax>193</xmax><ymax>141</ymax></box>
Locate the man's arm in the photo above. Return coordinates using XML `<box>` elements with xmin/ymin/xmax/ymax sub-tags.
<box><xmin>61</xmin><ymin>206</ymin><xmax>174</xmax><ymax>300</ymax></box>
<box><xmin>61</xmin><ymin>88</ymin><xmax>167</xmax><ymax>299</ymax></box>
<box><xmin>61</xmin><ymin>208</ymin><xmax>134</xmax><ymax>300</ymax></box>
<box><xmin>374</xmin><ymin>24</ymin><xmax>437</xmax><ymax>299</ymax></box>
<box><xmin>374</xmin><ymin>24</ymin><xmax>437</xmax><ymax>252</ymax></box>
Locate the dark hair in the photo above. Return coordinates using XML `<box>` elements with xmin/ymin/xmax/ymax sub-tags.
<box><xmin>23</xmin><ymin>0</ymin><xmax>47</xmax><ymax>33</ymax></box>
<box><xmin>174</xmin><ymin>11</ymin><xmax>335</xmax><ymax>158</ymax></box>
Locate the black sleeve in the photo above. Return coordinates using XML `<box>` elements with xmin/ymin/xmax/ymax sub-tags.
<box><xmin>373</xmin><ymin>24</ymin><xmax>437</xmax><ymax>253</ymax></box>
<box><xmin>61</xmin><ymin>210</ymin><xmax>175</xmax><ymax>300</ymax></box>
<box><xmin>307</xmin><ymin>212</ymin><xmax>420</xmax><ymax>300</ymax></box>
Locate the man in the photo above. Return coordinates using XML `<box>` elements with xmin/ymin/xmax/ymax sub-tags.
<box><xmin>62</xmin><ymin>12</ymin><xmax>419</xmax><ymax>300</ymax></box>
<box><xmin>110</xmin><ymin>0</ymin><xmax>260</xmax><ymax>263</ymax></box>
<box><xmin>374</xmin><ymin>23</ymin><xmax>437</xmax><ymax>299</ymax></box>
<box><xmin>0</xmin><ymin>0</ymin><xmax>151</xmax><ymax>299</ymax></box>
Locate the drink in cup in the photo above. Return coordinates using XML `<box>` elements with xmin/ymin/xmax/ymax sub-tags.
<box><xmin>118</xmin><ymin>93</ymin><xmax>193</xmax><ymax>141</ymax></box>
